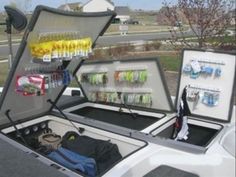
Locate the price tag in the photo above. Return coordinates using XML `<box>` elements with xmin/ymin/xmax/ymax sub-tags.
<box><xmin>43</xmin><ymin>55</ymin><xmax>51</xmax><ymax>62</ymax></box>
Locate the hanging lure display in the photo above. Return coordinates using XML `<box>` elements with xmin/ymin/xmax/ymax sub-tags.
<box><xmin>186</xmin><ymin>86</ymin><xmax>220</xmax><ymax>107</ymax></box>
<box><xmin>80</xmin><ymin>72</ymin><xmax>108</xmax><ymax>85</ymax></box>
<box><xmin>15</xmin><ymin>69</ymin><xmax>72</xmax><ymax>96</ymax></box>
<box><xmin>89</xmin><ymin>92</ymin><xmax>118</xmax><ymax>103</ymax></box>
<box><xmin>16</xmin><ymin>75</ymin><xmax>46</xmax><ymax>96</ymax></box>
<box><xmin>123</xmin><ymin>93</ymin><xmax>152</xmax><ymax>107</ymax></box>
<box><xmin>24</xmin><ymin>63</ymin><xmax>63</xmax><ymax>74</ymax></box>
<box><xmin>186</xmin><ymin>89</ymin><xmax>200</xmax><ymax>102</ymax></box>
<box><xmin>29</xmin><ymin>36</ymin><xmax>92</xmax><ymax>63</ymax></box>
<box><xmin>114</xmin><ymin>70</ymin><xmax>148</xmax><ymax>84</ymax></box>
<box><xmin>183</xmin><ymin>59</ymin><xmax>223</xmax><ymax>79</ymax></box>
<box><xmin>202</xmin><ymin>92</ymin><xmax>220</xmax><ymax>107</ymax></box>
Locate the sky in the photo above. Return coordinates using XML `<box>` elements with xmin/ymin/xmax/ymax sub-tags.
<box><xmin>0</xmin><ymin>0</ymin><xmax>177</xmax><ymax>12</ymax></box>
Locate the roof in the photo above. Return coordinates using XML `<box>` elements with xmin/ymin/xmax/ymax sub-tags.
<box><xmin>58</xmin><ymin>4</ymin><xmax>71</xmax><ymax>11</ymax></box>
<box><xmin>58</xmin><ymin>2</ymin><xmax>81</xmax><ymax>11</ymax></box>
<box><xmin>115</xmin><ymin>6</ymin><xmax>130</xmax><ymax>16</ymax></box>
<box><xmin>83</xmin><ymin>0</ymin><xmax>114</xmax><ymax>8</ymax></box>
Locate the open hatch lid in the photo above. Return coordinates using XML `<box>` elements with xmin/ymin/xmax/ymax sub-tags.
<box><xmin>176</xmin><ymin>49</ymin><xmax>235</xmax><ymax>122</ymax></box>
<box><xmin>76</xmin><ymin>58</ymin><xmax>174</xmax><ymax>113</ymax></box>
<box><xmin>0</xmin><ymin>5</ymin><xmax>116</xmax><ymax>126</ymax></box>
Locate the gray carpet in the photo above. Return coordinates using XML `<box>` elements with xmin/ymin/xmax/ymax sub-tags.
<box><xmin>0</xmin><ymin>136</ymin><xmax>68</xmax><ymax>177</ymax></box>
<box><xmin>143</xmin><ymin>165</ymin><xmax>199</xmax><ymax>177</ymax></box>
<box><xmin>70</xmin><ymin>106</ymin><xmax>158</xmax><ymax>130</ymax></box>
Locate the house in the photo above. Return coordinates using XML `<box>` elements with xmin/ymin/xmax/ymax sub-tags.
<box><xmin>58</xmin><ymin>2</ymin><xmax>82</xmax><ymax>11</ymax></box>
<box><xmin>228</xmin><ymin>9</ymin><xmax>236</xmax><ymax>25</ymax></box>
<box><xmin>114</xmin><ymin>6</ymin><xmax>130</xmax><ymax>23</ymax></box>
<box><xmin>82</xmin><ymin>0</ymin><xmax>115</xmax><ymax>12</ymax></box>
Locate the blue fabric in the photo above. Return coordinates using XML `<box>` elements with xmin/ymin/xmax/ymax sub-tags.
<box><xmin>48</xmin><ymin>147</ymin><xmax>96</xmax><ymax>177</ymax></box>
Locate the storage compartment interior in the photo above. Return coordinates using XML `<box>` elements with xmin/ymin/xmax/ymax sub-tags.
<box><xmin>152</xmin><ymin>118</ymin><xmax>222</xmax><ymax>147</ymax></box>
<box><xmin>70</xmin><ymin>106</ymin><xmax>160</xmax><ymax>131</ymax></box>
<box><xmin>2</xmin><ymin>115</ymin><xmax>146</xmax><ymax>176</ymax></box>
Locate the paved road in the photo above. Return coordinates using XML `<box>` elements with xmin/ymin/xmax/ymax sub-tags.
<box><xmin>97</xmin><ymin>30</ymin><xmax>192</xmax><ymax>45</ymax></box>
<box><xmin>0</xmin><ymin>43</ymin><xmax>19</xmax><ymax>59</ymax></box>
<box><xmin>0</xmin><ymin>30</ymin><xmax>194</xmax><ymax>57</ymax></box>
<box><xmin>97</xmin><ymin>32</ymin><xmax>171</xmax><ymax>45</ymax></box>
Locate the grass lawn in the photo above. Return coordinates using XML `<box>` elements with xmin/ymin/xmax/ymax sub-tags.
<box><xmin>207</xmin><ymin>35</ymin><xmax>235</xmax><ymax>43</ymax></box>
<box><xmin>0</xmin><ymin>62</ymin><xmax>9</xmax><ymax>86</ymax></box>
<box><xmin>159</xmin><ymin>55</ymin><xmax>181</xmax><ymax>72</ymax></box>
<box><xmin>187</xmin><ymin>35</ymin><xmax>235</xmax><ymax>44</ymax></box>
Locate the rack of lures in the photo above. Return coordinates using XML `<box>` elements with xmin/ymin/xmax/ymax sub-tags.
<box><xmin>181</xmin><ymin>54</ymin><xmax>229</xmax><ymax>113</ymax></box>
<box><xmin>77</xmin><ymin>58</ymin><xmax>175</xmax><ymax>112</ymax></box>
<box><xmin>78</xmin><ymin>65</ymin><xmax>152</xmax><ymax>108</ymax></box>
<box><xmin>16</xmin><ymin>31</ymin><xmax>92</xmax><ymax>97</ymax></box>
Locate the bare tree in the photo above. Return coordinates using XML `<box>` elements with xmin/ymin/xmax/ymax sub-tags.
<box><xmin>163</xmin><ymin>0</ymin><xmax>235</xmax><ymax>49</ymax></box>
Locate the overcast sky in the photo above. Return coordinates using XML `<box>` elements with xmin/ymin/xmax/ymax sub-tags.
<box><xmin>0</xmin><ymin>0</ymin><xmax>177</xmax><ymax>12</ymax></box>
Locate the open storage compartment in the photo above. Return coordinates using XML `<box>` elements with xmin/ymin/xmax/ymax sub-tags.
<box><xmin>1</xmin><ymin>115</ymin><xmax>146</xmax><ymax>176</ymax></box>
<box><xmin>69</xmin><ymin>105</ymin><xmax>160</xmax><ymax>131</ymax></box>
<box><xmin>0</xmin><ymin>5</ymin><xmax>148</xmax><ymax>177</ymax></box>
<box><xmin>151</xmin><ymin>117</ymin><xmax>223</xmax><ymax>147</ymax></box>
<box><xmin>151</xmin><ymin>49</ymin><xmax>235</xmax><ymax>148</ymax></box>
<box><xmin>64</xmin><ymin>58</ymin><xmax>174</xmax><ymax>131</ymax></box>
